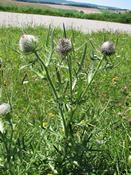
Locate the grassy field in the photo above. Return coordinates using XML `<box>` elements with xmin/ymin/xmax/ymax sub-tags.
<box><xmin>0</xmin><ymin>26</ymin><xmax>131</xmax><ymax>174</ymax></box>
<box><xmin>0</xmin><ymin>1</ymin><xmax>131</xmax><ymax>24</ymax></box>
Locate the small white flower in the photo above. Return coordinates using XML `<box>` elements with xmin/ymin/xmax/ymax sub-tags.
<box><xmin>57</xmin><ymin>38</ymin><xmax>72</xmax><ymax>56</ymax></box>
<box><xmin>0</xmin><ymin>120</ymin><xmax>4</xmax><ymax>133</ymax></box>
<box><xmin>101</xmin><ymin>41</ymin><xmax>115</xmax><ymax>56</ymax></box>
<box><xmin>0</xmin><ymin>103</ymin><xmax>11</xmax><ymax>115</ymax></box>
<box><xmin>19</xmin><ymin>34</ymin><xmax>38</xmax><ymax>54</ymax></box>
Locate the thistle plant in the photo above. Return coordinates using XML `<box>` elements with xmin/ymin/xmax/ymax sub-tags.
<box><xmin>0</xmin><ymin>24</ymin><xmax>125</xmax><ymax>175</ymax></box>
<box><xmin>0</xmin><ymin>26</ymin><xmax>129</xmax><ymax>174</ymax></box>
<box><xmin>18</xmin><ymin>27</ymin><xmax>126</xmax><ymax>174</ymax></box>
<box><xmin>19</xmin><ymin>29</ymin><xmax>117</xmax><ymax>139</ymax></box>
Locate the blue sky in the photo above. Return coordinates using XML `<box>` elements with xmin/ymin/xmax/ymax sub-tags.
<box><xmin>68</xmin><ymin>0</ymin><xmax>131</xmax><ymax>9</ymax></box>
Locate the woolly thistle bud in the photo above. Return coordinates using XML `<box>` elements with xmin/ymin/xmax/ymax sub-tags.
<box><xmin>57</xmin><ymin>38</ymin><xmax>72</xmax><ymax>56</ymax></box>
<box><xmin>19</xmin><ymin>34</ymin><xmax>38</xmax><ymax>54</ymax></box>
<box><xmin>0</xmin><ymin>103</ymin><xmax>11</xmax><ymax>115</ymax></box>
<box><xmin>101</xmin><ymin>41</ymin><xmax>115</xmax><ymax>56</ymax></box>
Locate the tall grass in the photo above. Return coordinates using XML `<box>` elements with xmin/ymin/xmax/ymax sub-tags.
<box><xmin>0</xmin><ymin>3</ymin><xmax>131</xmax><ymax>24</ymax></box>
<box><xmin>0</xmin><ymin>26</ymin><xmax>130</xmax><ymax>174</ymax></box>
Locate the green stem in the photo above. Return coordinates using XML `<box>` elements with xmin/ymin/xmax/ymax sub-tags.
<box><xmin>34</xmin><ymin>52</ymin><xmax>67</xmax><ymax>137</ymax></box>
<box><xmin>67</xmin><ymin>55</ymin><xmax>73</xmax><ymax>103</ymax></box>
<box><xmin>34</xmin><ymin>52</ymin><xmax>58</xmax><ymax>99</ymax></box>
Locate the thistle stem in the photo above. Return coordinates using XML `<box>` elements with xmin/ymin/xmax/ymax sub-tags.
<box><xmin>67</xmin><ymin>55</ymin><xmax>73</xmax><ymax>103</ymax></box>
<box><xmin>34</xmin><ymin>51</ymin><xmax>67</xmax><ymax>137</ymax></box>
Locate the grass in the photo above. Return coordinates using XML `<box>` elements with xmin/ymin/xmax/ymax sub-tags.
<box><xmin>0</xmin><ymin>26</ymin><xmax>130</xmax><ymax>174</ymax></box>
<box><xmin>0</xmin><ymin>2</ymin><xmax>131</xmax><ymax>24</ymax></box>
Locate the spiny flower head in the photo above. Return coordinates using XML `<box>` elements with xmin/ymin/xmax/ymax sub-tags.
<box><xmin>19</xmin><ymin>34</ymin><xmax>38</xmax><ymax>54</ymax></box>
<box><xmin>0</xmin><ymin>103</ymin><xmax>11</xmax><ymax>115</ymax></box>
<box><xmin>57</xmin><ymin>38</ymin><xmax>72</xmax><ymax>56</ymax></box>
<box><xmin>101</xmin><ymin>41</ymin><xmax>115</xmax><ymax>56</ymax></box>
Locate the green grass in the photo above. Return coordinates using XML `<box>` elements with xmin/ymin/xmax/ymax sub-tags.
<box><xmin>0</xmin><ymin>26</ymin><xmax>131</xmax><ymax>175</ymax></box>
<box><xmin>0</xmin><ymin>3</ymin><xmax>131</xmax><ymax>24</ymax></box>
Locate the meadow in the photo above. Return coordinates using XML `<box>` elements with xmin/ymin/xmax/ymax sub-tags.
<box><xmin>0</xmin><ymin>2</ymin><xmax>131</xmax><ymax>24</ymax></box>
<box><xmin>0</xmin><ymin>26</ymin><xmax>130</xmax><ymax>175</ymax></box>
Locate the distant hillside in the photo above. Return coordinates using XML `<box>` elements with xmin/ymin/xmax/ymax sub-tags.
<box><xmin>16</xmin><ymin>0</ymin><xmax>127</xmax><ymax>10</ymax></box>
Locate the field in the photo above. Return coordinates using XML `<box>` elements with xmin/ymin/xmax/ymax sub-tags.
<box><xmin>0</xmin><ymin>0</ymin><xmax>131</xmax><ymax>24</ymax></box>
<box><xmin>0</xmin><ymin>0</ymin><xmax>101</xmax><ymax>14</ymax></box>
<box><xmin>0</xmin><ymin>26</ymin><xmax>130</xmax><ymax>174</ymax></box>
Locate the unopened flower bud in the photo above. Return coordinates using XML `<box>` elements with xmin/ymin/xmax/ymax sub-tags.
<box><xmin>57</xmin><ymin>38</ymin><xmax>72</xmax><ymax>56</ymax></box>
<box><xmin>101</xmin><ymin>41</ymin><xmax>115</xmax><ymax>56</ymax></box>
<box><xmin>19</xmin><ymin>34</ymin><xmax>38</xmax><ymax>54</ymax></box>
<box><xmin>0</xmin><ymin>103</ymin><xmax>11</xmax><ymax>115</ymax></box>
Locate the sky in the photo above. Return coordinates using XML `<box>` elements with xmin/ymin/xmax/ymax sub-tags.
<box><xmin>68</xmin><ymin>0</ymin><xmax>131</xmax><ymax>9</ymax></box>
